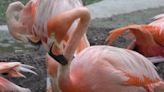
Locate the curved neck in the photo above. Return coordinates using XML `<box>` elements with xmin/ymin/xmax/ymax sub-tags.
<box><xmin>63</xmin><ymin>7</ymin><xmax>90</xmax><ymax>62</ymax></box>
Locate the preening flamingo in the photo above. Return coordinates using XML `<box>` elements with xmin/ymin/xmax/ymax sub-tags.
<box><xmin>35</xmin><ymin>0</ymin><xmax>90</xmax><ymax>91</ymax></box>
<box><xmin>6</xmin><ymin>0</ymin><xmax>40</xmax><ymax>43</ymax></box>
<box><xmin>34</xmin><ymin>4</ymin><xmax>164</xmax><ymax>92</ymax></box>
<box><xmin>6</xmin><ymin>0</ymin><xmax>90</xmax><ymax>92</ymax></box>
<box><xmin>105</xmin><ymin>14</ymin><xmax>164</xmax><ymax>63</ymax></box>
<box><xmin>0</xmin><ymin>62</ymin><xmax>36</xmax><ymax>92</ymax></box>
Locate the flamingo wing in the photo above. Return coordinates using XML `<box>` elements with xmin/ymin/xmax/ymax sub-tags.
<box><xmin>103</xmin><ymin>46</ymin><xmax>160</xmax><ymax>86</ymax></box>
<box><xmin>105</xmin><ymin>25</ymin><xmax>156</xmax><ymax>46</ymax></box>
<box><xmin>69</xmin><ymin>46</ymin><xmax>160</xmax><ymax>92</ymax></box>
<box><xmin>149</xmin><ymin>14</ymin><xmax>164</xmax><ymax>46</ymax></box>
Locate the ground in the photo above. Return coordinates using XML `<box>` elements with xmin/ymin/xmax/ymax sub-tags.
<box><xmin>0</xmin><ymin>3</ymin><xmax>164</xmax><ymax>92</ymax></box>
<box><xmin>0</xmin><ymin>52</ymin><xmax>47</xmax><ymax>92</ymax></box>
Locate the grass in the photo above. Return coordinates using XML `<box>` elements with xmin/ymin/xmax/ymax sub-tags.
<box><xmin>0</xmin><ymin>0</ymin><xmax>101</xmax><ymax>24</ymax></box>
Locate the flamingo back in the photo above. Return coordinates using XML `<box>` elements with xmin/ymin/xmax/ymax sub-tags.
<box><xmin>60</xmin><ymin>46</ymin><xmax>161</xmax><ymax>92</ymax></box>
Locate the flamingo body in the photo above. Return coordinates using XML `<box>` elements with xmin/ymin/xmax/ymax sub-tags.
<box><xmin>58</xmin><ymin>46</ymin><xmax>161</xmax><ymax>92</ymax></box>
<box><xmin>106</xmin><ymin>24</ymin><xmax>164</xmax><ymax>57</ymax></box>
<box><xmin>105</xmin><ymin>14</ymin><xmax>164</xmax><ymax>57</ymax></box>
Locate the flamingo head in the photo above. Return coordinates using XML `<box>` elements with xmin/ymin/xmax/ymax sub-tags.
<box><xmin>6</xmin><ymin>1</ymin><xmax>41</xmax><ymax>45</ymax></box>
<box><xmin>0</xmin><ymin>62</ymin><xmax>37</xmax><ymax>92</ymax></box>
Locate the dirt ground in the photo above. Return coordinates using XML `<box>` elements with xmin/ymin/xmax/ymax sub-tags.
<box><xmin>0</xmin><ymin>51</ymin><xmax>47</xmax><ymax>92</ymax></box>
<box><xmin>1</xmin><ymin>6</ymin><xmax>164</xmax><ymax>92</ymax></box>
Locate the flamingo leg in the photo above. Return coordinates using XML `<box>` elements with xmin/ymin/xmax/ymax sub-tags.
<box><xmin>50</xmin><ymin>76</ymin><xmax>62</xmax><ymax>92</ymax></box>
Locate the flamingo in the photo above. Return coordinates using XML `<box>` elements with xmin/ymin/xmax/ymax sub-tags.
<box><xmin>6</xmin><ymin>0</ymin><xmax>40</xmax><ymax>43</ymax></box>
<box><xmin>32</xmin><ymin>2</ymin><xmax>164</xmax><ymax>91</ymax></box>
<box><xmin>0</xmin><ymin>62</ymin><xmax>36</xmax><ymax>92</ymax></box>
<box><xmin>6</xmin><ymin>0</ymin><xmax>90</xmax><ymax>92</ymax></box>
<box><xmin>105</xmin><ymin>14</ymin><xmax>164</xmax><ymax>63</ymax></box>
<box><xmin>8</xmin><ymin>1</ymin><xmax>164</xmax><ymax>92</ymax></box>
<box><xmin>35</xmin><ymin>0</ymin><xmax>90</xmax><ymax>91</ymax></box>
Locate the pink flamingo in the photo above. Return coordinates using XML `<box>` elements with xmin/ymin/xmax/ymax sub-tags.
<box><xmin>35</xmin><ymin>0</ymin><xmax>90</xmax><ymax>91</ymax></box>
<box><xmin>34</xmin><ymin>4</ymin><xmax>164</xmax><ymax>92</ymax></box>
<box><xmin>6</xmin><ymin>0</ymin><xmax>41</xmax><ymax>43</ymax></box>
<box><xmin>105</xmin><ymin>14</ymin><xmax>164</xmax><ymax>63</ymax></box>
<box><xmin>0</xmin><ymin>62</ymin><xmax>36</xmax><ymax>92</ymax></box>
<box><xmin>6</xmin><ymin>0</ymin><xmax>89</xmax><ymax>92</ymax></box>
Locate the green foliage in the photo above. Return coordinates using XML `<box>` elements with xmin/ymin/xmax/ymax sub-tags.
<box><xmin>83</xmin><ymin>0</ymin><xmax>101</xmax><ymax>5</ymax></box>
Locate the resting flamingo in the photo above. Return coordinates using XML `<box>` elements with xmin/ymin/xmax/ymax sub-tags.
<box><xmin>6</xmin><ymin>0</ymin><xmax>90</xmax><ymax>92</ymax></box>
<box><xmin>32</xmin><ymin>2</ymin><xmax>164</xmax><ymax>91</ymax></box>
<box><xmin>0</xmin><ymin>62</ymin><xmax>36</xmax><ymax>92</ymax></box>
<box><xmin>105</xmin><ymin>14</ymin><xmax>164</xmax><ymax>63</ymax></box>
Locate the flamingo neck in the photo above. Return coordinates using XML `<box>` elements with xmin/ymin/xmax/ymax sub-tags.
<box><xmin>49</xmin><ymin>7</ymin><xmax>90</xmax><ymax>65</ymax></box>
<box><xmin>56</xmin><ymin>7</ymin><xmax>90</xmax><ymax>92</ymax></box>
<box><xmin>58</xmin><ymin>65</ymin><xmax>70</xmax><ymax>90</ymax></box>
<box><xmin>63</xmin><ymin>8</ymin><xmax>91</xmax><ymax>63</ymax></box>
<box><xmin>58</xmin><ymin>65</ymin><xmax>78</xmax><ymax>92</ymax></box>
